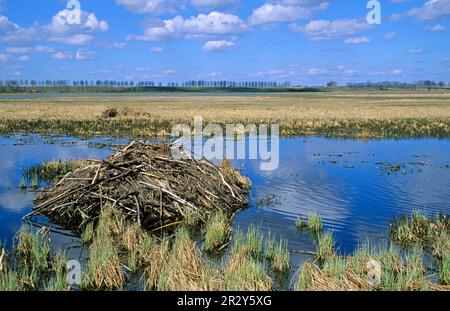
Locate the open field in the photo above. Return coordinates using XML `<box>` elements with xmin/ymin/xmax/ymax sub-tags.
<box><xmin>0</xmin><ymin>91</ymin><xmax>449</xmax><ymax>138</ymax></box>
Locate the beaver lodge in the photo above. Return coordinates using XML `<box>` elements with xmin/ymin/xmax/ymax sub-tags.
<box><xmin>26</xmin><ymin>141</ymin><xmax>251</xmax><ymax>231</ymax></box>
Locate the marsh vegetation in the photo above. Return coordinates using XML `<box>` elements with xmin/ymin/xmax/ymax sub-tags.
<box><xmin>0</xmin><ymin>92</ymin><xmax>449</xmax><ymax>138</ymax></box>
<box><xmin>1</xmin><ymin>210</ymin><xmax>448</xmax><ymax>291</ymax></box>
<box><xmin>295</xmin><ymin>212</ymin><xmax>449</xmax><ymax>291</ymax></box>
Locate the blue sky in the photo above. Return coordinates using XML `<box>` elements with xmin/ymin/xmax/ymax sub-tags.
<box><xmin>0</xmin><ymin>0</ymin><xmax>449</xmax><ymax>85</ymax></box>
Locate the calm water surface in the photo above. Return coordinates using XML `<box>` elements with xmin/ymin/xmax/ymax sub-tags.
<box><xmin>0</xmin><ymin>135</ymin><xmax>449</xmax><ymax>289</ymax></box>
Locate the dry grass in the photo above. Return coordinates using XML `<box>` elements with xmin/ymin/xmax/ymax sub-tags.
<box><xmin>23</xmin><ymin>160</ymin><xmax>85</xmax><ymax>184</ymax></box>
<box><xmin>15</xmin><ymin>227</ymin><xmax>50</xmax><ymax>275</ymax></box>
<box><xmin>0</xmin><ymin>248</ymin><xmax>5</xmax><ymax>275</ymax></box>
<box><xmin>0</xmin><ymin>92</ymin><xmax>449</xmax><ymax>137</ymax></box>
<box><xmin>295</xmin><ymin>245</ymin><xmax>438</xmax><ymax>291</ymax></box>
<box><xmin>440</xmin><ymin>252</ymin><xmax>449</xmax><ymax>285</ymax></box>
<box><xmin>82</xmin><ymin>205</ymin><xmax>125</xmax><ymax>290</ymax></box>
<box><xmin>157</xmin><ymin>227</ymin><xmax>222</xmax><ymax>291</ymax></box>
<box><xmin>142</xmin><ymin>236</ymin><xmax>170</xmax><ymax>289</ymax></box>
<box><xmin>315</xmin><ymin>232</ymin><xmax>335</xmax><ymax>261</ymax></box>
<box><xmin>203</xmin><ymin>211</ymin><xmax>231</xmax><ymax>252</ymax></box>
<box><xmin>45</xmin><ymin>250</ymin><xmax>69</xmax><ymax>291</ymax></box>
<box><xmin>390</xmin><ymin>212</ymin><xmax>449</xmax><ymax>256</ymax></box>
<box><xmin>225</xmin><ymin>248</ymin><xmax>272</xmax><ymax>291</ymax></box>
<box><xmin>265</xmin><ymin>237</ymin><xmax>291</xmax><ymax>273</ymax></box>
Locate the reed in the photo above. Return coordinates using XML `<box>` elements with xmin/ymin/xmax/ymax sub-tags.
<box><xmin>265</xmin><ymin>237</ymin><xmax>291</xmax><ymax>273</ymax></box>
<box><xmin>244</xmin><ymin>226</ymin><xmax>264</xmax><ymax>258</ymax></box>
<box><xmin>295</xmin><ymin>217</ymin><xmax>305</xmax><ymax>231</ymax></box>
<box><xmin>120</xmin><ymin>222</ymin><xmax>147</xmax><ymax>273</ymax></box>
<box><xmin>390</xmin><ymin>212</ymin><xmax>449</xmax><ymax>263</ymax></box>
<box><xmin>294</xmin><ymin>261</ymin><xmax>316</xmax><ymax>291</ymax></box>
<box><xmin>224</xmin><ymin>257</ymin><xmax>272</xmax><ymax>291</ymax></box>
<box><xmin>315</xmin><ymin>232</ymin><xmax>335</xmax><ymax>261</ymax></box>
<box><xmin>81</xmin><ymin>222</ymin><xmax>94</xmax><ymax>244</ymax></box>
<box><xmin>19</xmin><ymin>178</ymin><xmax>27</xmax><ymax>190</ymax></box>
<box><xmin>23</xmin><ymin>160</ymin><xmax>85</xmax><ymax>185</ymax></box>
<box><xmin>14</xmin><ymin>227</ymin><xmax>51</xmax><ymax>290</ymax></box>
<box><xmin>295</xmin><ymin>244</ymin><xmax>433</xmax><ymax>291</ymax></box>
<box><xmin>390</xmin><ymin>211</ymin><xmax>432</xmax><ymax>245</ymax></box>
<box><xmin>307</xmin><ymin>212</ymin><xmax>323</xmax><ymax>232</ymax></box>
<box><xmin>322</xmin><ymin>257</ymin><xmax>347</xmax><ymax>280</ymax></box>
<box><xmin>382</xmin><ymin>246</ymin><xmax>428</xmax><ymax>291</ymax></box>
<box><xmin>0</xmin><ymin>248</ymin><xmax>22</xmax><ymax>291</ymax></box>
<box><xmin>45</xmin><ymin>250</ymin><xmax>69</xmax><ymax>291</ymax></box>
<box><xmin>432</xmin><ymin>231</ymin><xmax>450</xmax><ymax>259</ymax></box>
<box><xmin>0</xmin><ymin>247</ymin><xmax>5</xmax><ymax>275</ymax></box>
<box><xmin>439</xmin><ymin>252</ymin><xmax>449</xmax><ymax>285</ymax></box>
<box><xmin>82</xmin><ymin>233</ymin><xmax>124</xmax><ymax>290</ymax></box>
<box><xmin>30</xmin><ymin>174</ymin><xmax>39</xmax><ymax>189</ymax></box>
<box><xmin>1</xmin><ymin>92</ymin><xmax>449</xmax><ymax>138</ymax></box>
<box><xmin>15</xmin><ymin>227</ymin><xmax>50</xmax><ymax>275</ymax></box>
<box><xmin>157</xmin><ymin>227</ymin><xmax>221</xmax><ymax>291</ymax></box>
<box><xmin>97</xmin><ymin>204</ymin><xmax>125</xmax><ymax>239</ymax></box>
<box><xmin>203</xmin><ymin>211</ymin><xmax>231</xmax><ymax>252</ymax></box>
<box><xmin>143</xmin><ymin>236</ymin><xmax>170</xmax><ymax>289</ymax></box>
<box><xmin>184</xmin><ymin>209</ymin><xmax>203</xmax><ymax>227</ymax></box>
<box><xmin>0</xmin><ymin>270</ymin><xmax>22</xmax><ymax>291</ymax></box>
<box><xmin>82</xmin><ymin>206</ymin><xmax>125</xmax><ymax>290</ymax></box>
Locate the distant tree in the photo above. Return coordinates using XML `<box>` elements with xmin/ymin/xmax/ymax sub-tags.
<box><xmin>326</xmin><ymin>81</ymin><xmax>337</xmax><ymax>87</ymax></box>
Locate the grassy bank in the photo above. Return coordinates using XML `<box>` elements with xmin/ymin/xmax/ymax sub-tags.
<box><xmin>0</xmin><ymin>92</ymin><xmax>449</xmax><ymax>138</ymax></box>
<box><xmin>1</xmin><ymin>209</ymin><xmax>449</xmax><ymax>291</ymax></box>
<box><xmin>295</xmin><ymin>211</ymin><xmax>449</xmax><ymax>291</ymax></box>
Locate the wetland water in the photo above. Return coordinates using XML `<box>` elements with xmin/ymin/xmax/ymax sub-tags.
<box><xmin>0</xmin><ymin>135</ymin><xmax>449</xmax><ymax>289</ymax></box>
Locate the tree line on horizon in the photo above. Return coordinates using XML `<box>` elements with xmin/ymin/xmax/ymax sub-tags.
<box><xmin>0</xmin><ymin>79</ymin><xmax>292</xmax><ymax>88</ymax></box>
<box><xmin>0</xmin><ymin>79</ymin><xmax>448</xmax><ymax>93</ymax></box>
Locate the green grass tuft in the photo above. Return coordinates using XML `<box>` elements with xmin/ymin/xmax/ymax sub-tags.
<box><xmin>203</xmin><ymin>211</ymin><xmax>230</xmax><ymax>252</ymax></box>
<box><xmin>307</xmin><ymin>212</ymin><xmax>323</xmax><ymax>232</ymax></box>
<box><xmin>315</xmin><ymin>232</ymin><xmax>335</xmax><ymax>261</ymax></box>
<box><xmin>265</xmin><ymin>237</ymin><xmax>291</xmax><ymax>273</ymax></box>
<box><xmin>0</xmin><ymin>270</ymin><xmax>22</xmax><ymax>291</ymax></box>
<box><xmin>19</xmin><ymin>178</ymin><xmax>27</xmax><ymax>190</ymax></box>
<box><xmin>439</xmin><ymin>252</ymin><xmax>449</xmax><ymax>285</ymax></box>
<box><xmin>225</xmin><ymin>258</ymin><xmax>272</xmax><ymax>291</ymax></box>
<box><xmin>295</xmin><ymin>217</ymin><xmax>305</xmax><ymax>231</ymax></box>
<box><xmin>45</xmin><ymin>250</ymin><xmax>69</xmax><ymax>291</ymax></box>
<box><xmin>81</xmin><ymin>222</ymin><xmax>94</xmax><ymax>244</ymax></box>
<box><xmin>294</xmin><ymin>262</ymin><xmax>315</xmax><ymax>291</ymax></box>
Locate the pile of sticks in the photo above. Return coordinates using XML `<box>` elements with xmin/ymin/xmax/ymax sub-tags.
<box><xmin>27</xmin><ymin>141</ymin><xmax>251</xmax><ymax>231</ymax></box>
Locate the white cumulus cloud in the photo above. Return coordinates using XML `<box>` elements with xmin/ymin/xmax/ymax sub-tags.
<box><xmin>426</xmin><ymin>24</ymin><xmax>447</xmax><ymax>31</ymax></box>
<box><xmin>202</xmin><ymin>40</ymin><xmax>236</xmax><ymax>52</ymax></box>
<box><xmin>52</xmin><ymin>51</ymin><xmax>73</xmax><ymax>60</ymax></box>
<box><xmin>151</xmin><ymin>46</ymin><xmax>165</xmax><ymax>53</ymax></box>
<box><xmin>131</xmin><ymin>12</ymin><xmax>249</xmax><ymax>41</ymax></box>
<box><xmin>191</xmin><ymin>0</ymin><xmax>237</xmax><ymax>10</ymax></box>
<box><xmin>0</xmin><ymin>9</ymin><xmax>108</xmax><ymax>46</ymax></box>
<box><xmin>344</xmin><ymin>36</ymin><xmax>371</xmax><ymax>44</ymax></box>
<box><xmin>384</xmin><ymin>32</ymin><xmax>397</xmax><ymax>40</ymax></box>
<box><xmin>290</xmin><ymin>18</ymin><xmax>372</xmax><ymax>41</ymax></box>
<box><xmin>75</xmin><ymin>48</ymin><xmax>95</xmax><ymax>60</ymax></box>
<box><xmin>50</xmin><ymin>34</ymin><xmax>94</xmax><ymax>45</ymax></box>
<box><xmin>116</xmin><ymin>0</ymin><xmax>185</xmax><ymax>15</ymax></box>
<box><xmin>407</xmin><ymin>0</ymin><xmax>450</xmax><ymax>21</ymax></box>
<box><xmin>249</xmin><ymin>4</ymin><xmax>310</xmax><ymax>26</ymax></box>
